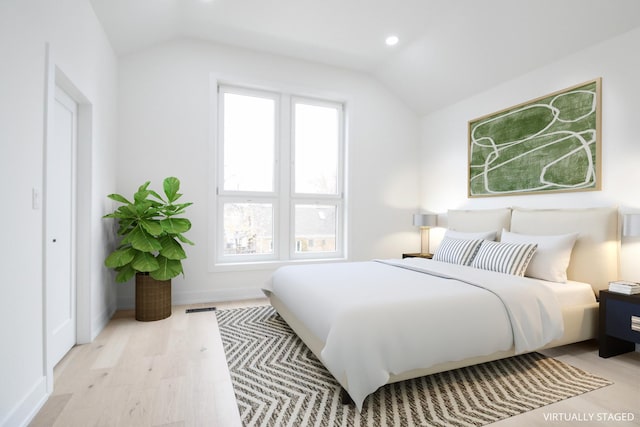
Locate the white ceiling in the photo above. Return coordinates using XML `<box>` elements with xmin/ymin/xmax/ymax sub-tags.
<box><xmin>90</xmin><ymin>0</ymin><xmax>640</xmax><ymax>115</ymax></box>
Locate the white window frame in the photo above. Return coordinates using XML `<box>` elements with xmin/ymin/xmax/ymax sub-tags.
<box><xmin>214</xmin><ymin>84</ymin><xmax>346</xmax><ymax>266</ymax></box>
<box><xmin>289</xmin><ymin>96</ymin><xmax>345</xmax><ymax>260</ymax></box>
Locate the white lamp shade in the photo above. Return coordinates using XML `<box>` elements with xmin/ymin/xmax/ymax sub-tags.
<box><xmin>623</xmin><ymin>214</ymin><xmax>640</xmax><ymax>237</ymax></box>
<box><xmin>413</xmin><ymin>213</ymin><xmax>437</xmax><ymax>227</ymax></box>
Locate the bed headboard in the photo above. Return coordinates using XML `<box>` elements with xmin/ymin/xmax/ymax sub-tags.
<box><xmin>447</xmin><ymin>208</ymin><xmax>511</xmax><ymax>239</ymax></box>
<box><xmin>510</xmin><ymin>207</ymin><xmax>619</xmax><ymax>293</ymax></box>
<box><xmin>447</xmin><ymin>207</ymin><xmax>620</xmax><ymax>293</ymax></box>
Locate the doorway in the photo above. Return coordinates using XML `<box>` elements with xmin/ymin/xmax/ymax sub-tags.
<box><xmin>43</xmin><ymin>47</ymin><xmax>95</xmax><ymax>395</ymax></box>
<box><xmin>45</xmin><ymin>85</ymin><xmax>77</xmax><ymax>368</ymax></box>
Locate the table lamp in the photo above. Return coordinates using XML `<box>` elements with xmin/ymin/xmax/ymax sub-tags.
<box><xmin>413</xmin><ymin>213</ymin><xmax>437</xmax><ymax>255</ymax></box>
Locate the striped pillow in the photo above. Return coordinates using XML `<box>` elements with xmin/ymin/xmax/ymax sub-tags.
<box><xmin>471</xmin><ymin>241</ymin><xmax>538</xmax><ymax>276</ymax></box>
<box><xmin>433</xmin><ymin>237</ymin><xmax>483</xmax><ymax>266</ymax></box>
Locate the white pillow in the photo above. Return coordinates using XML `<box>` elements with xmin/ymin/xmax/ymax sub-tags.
<box><xmin>500</xmin><ymin>229</ymin><xmax>578</xmax><ymax>283</ymax></box>
<box><xmin>471</xmin><ymin>241</ymin><xmax>538</xmax><ymax>276</ymax></box>
<box><xmin>433</xmin><ymin>237</ymin><xmax>483</xmax><ymax>266</ymax></box>
<box><xmin>445</xmin><ymin>229</ymin><xmax>497</xmax><ymax>241</ymax></box>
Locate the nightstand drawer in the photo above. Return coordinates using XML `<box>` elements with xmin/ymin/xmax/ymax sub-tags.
<box><xmin>605</xmin><ymin>298</ymin><xmax>640</xmax><ymax>343</ymax></box>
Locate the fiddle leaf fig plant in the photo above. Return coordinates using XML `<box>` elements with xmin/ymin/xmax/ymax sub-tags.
<box><xmin>104</xmin><ymin>177</ymin><xmax>194</xmax><ymax>283</ymax></box>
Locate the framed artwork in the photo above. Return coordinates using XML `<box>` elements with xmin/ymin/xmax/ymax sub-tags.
<box><xmin>468</xmin><ymin>78</ymin><xmax>601</xmax><ymax>198</ymax></box>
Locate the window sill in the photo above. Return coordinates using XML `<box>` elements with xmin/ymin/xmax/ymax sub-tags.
<box><xmin>210</xmin><ymin>257</ymin><xmax>348</xmax><ymax>273</ymax></box>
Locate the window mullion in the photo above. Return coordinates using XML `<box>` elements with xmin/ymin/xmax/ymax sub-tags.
<box><xmin>279</xmin><ymin>94</ymin><xmax>292</xmax><ymax>260</ymax></box>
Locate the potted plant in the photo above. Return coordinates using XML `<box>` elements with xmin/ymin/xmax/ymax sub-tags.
<box><xmin>104</xmin><ymin>177</ymin><xmax>194</xmax><ymax>321</ymax></box>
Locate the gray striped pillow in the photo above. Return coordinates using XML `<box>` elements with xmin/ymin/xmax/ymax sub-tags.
<box><xmin>433</xmin><ymin>237</ymin><xmax>483</xmax><ymax>266</ymax></box>
<box><xmin>471</xmin><ymin>241</ymin><xmax>538</xmax><ymax>276</ymax></box>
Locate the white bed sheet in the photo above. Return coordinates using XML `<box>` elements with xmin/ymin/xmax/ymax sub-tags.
<box><xmin>540</xmin><ymin>280</ymin><xmax>597</xmax><ymax>307</ymax></box>
<box><xmin>265</xmin><ymin>258</ymin><xmax>565</xmax><ymax>410</ymax></box>
<box><xmin>374</xmin><ymin>259</ymin><xmax>597</xmax><ymax>309</ymax></box>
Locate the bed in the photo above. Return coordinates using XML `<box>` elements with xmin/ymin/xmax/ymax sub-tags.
<box><xmin>263</xmin><ymin>207</ymin><xmax>620</xmax><ymax>410</ymax></box>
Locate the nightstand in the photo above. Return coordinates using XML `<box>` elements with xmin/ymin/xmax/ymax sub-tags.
<box><xmin>402</xmin><ymin>253</ymin><xmax>433</xmax><ymax>259</ymax></box>
<box><xmin>598</xmin><ymin>290</ymin><xmax>640</xmax><ymax>358</ymax></box>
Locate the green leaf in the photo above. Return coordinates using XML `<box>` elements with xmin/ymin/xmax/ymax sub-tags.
<box><xmin>117</xmin><ymin>219</ymin><xmax>135</xmax><ymax>234</ymax></box>
<box><xmin>161</xmin><ymin>218</ymin><xmax>191</xmax><ymax>234</ymax></box>
<box><xmin>104</xmin><ymin>247</ymin><xmax>135</xmax><ymax>268</ymax></box>
<box><xmin>139</xmin><ymin>219</ymin><xmax>163</xmax><ymax>236</ymax></box>
<box><xmin>107</xmin><ymin>193</ymin><xmax>131</xmax><ymax>204</ymax></box>
<box><xmin>115</xmin><ymin>264</ymin><xmax>136</xmax><ymax>283</ymax></box>
<box><xmin>105</xmin><ymin>206</ymin><xmax>136</xmax><ymax>220</ymax></box>
<box><xmin>124</xmin><ymin>204</ymin><xmax>139</xmax><ymax>217</ymax></box>
<box><xmin>175</xmin><ymin>233</ymin><xmax>195</xmax><ymax>246</ymax></box>
<box><xmin>133</xmin><ymin>190</ymin><xmax>150</xmax><ymax>203</ymax></box>
<box><xmin>163</xmin><ymin>177</ymin><xmax>180</xmax><ymax>203</ymax></box>
<box><xmin>131</xmin><ymin>251</ymin><xmax>160</xmax><ymax>272</ymax></box>
<box><xmin>148</xmin><ymin>189</ymin><xmax>164</xmax><ymax>202</ymax></box>
<box><xmin>128</xmin><ymin>225</ymin><xmax>163</xmax><ymax>252</ymax></box>
<box><xmin>150</xmin><ymin>256</ymin><xmax>183</xmax><ymax>281</ymax></box>
<box><xmin>164</xmin><ymin>202</ymin><xmax>193</xmax><ymax>217</ymax></box>
<box><xmin>134</xmin><ymin>201</ymin><xmax>155</xmax><ymax>217</ymax></box>
<box><xmin>159</xmin><ymin>235</ymin><xmax>186</xmax><ymax>260</ymax></box>
<box><xmin>133</xmin><ymin>182</ymin><xmax>151</xmax><ymax>203</ymax></box>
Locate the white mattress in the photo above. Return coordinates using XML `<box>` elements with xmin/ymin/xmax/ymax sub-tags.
<box><xmin>540</xmin><ymin>279</ymin><xmax>597</xmax><ymax>307</ymax></box>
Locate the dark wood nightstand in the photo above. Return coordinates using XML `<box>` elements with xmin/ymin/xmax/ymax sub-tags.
<box><xmin>598</xmin><ymin>290</ymin><xmax>640</xmax><ymax>358</ymax></box>
<box><xmin>402</xmin><ymin>253</ymin><xmax>433</xmax><ymax>259</ymax></box>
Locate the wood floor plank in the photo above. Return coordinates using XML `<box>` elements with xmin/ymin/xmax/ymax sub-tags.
<box><xmin>28</xmin><ymin>393</ymin><xmax>73</xmax><ymax>427</ymax></box>
<box><xmin>30</xmin><ymin>299</ymin><xmax>639</xmax><ymax>427</ymax></box>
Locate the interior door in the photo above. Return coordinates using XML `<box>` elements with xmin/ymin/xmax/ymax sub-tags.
<box><xmin>46</xmin><ymin>86</ymin><xmax>77</xmax><ymax>366</ymax></box>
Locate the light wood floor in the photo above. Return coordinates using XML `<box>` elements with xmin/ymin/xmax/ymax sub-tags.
<box><xmin>31</xmin><ymin>300</ymin><xmax>640</xmax><ymax>427</ymax></box>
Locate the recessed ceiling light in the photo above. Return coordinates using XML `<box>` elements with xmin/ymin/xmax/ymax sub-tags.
<box><xmin>385</xmin><ymin>35</ymin><xmax>399</xmax><ymax>46</ymax></box>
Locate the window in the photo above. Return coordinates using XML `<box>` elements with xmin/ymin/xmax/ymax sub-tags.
<box><xmin>216</xmin><ymin>85</ymin><xmax>345</xmax><ymax>264</ymax></box>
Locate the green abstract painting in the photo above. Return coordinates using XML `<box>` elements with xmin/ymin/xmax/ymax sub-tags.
<box><xmin>468</xmin><ymin>79</ymin><xmax>601</xmax><ymax>197</ymax></box>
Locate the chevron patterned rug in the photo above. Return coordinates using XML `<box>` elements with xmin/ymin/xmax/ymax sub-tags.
<box><xmin>217</xmin><ymin>305</ymin><xmax>611</xmax><ymax>427</ymax></box>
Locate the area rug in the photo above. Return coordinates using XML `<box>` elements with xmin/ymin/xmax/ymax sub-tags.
<box><xmin>216</xmin><ymin>305</ymin><xmax>612</xmax><ymax>427</ymax></box>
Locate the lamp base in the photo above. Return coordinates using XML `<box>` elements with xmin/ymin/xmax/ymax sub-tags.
<box><xmin>402</xmin><ymin>252</ymin><xmax>433</xmax><ymax>259</ymax></box>
<box><xmin>420</xmin><ymin>227</ymin><xmax>431</xmax><ymax>255</ymax></box>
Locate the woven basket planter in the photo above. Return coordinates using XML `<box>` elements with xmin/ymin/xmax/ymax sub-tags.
<box><xmin>135</xmin><ymin>273</ymin><xmax>172</xmax><ymax>321</ymax></box>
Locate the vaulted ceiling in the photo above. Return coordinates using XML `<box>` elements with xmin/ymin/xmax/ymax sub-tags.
<box><xmin>90</xmin><ymin>0</ymin><xmax>640</xmax><ymax>115</ymax></box>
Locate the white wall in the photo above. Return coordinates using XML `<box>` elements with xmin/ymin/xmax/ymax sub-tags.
<box><xmin>116</xmin><ymin>38</ymin><xmax>421</xmax><ymax>306</ymax></box>
<box><xmin>420</xmin><ymin>27</ymin><xmax>640</xmax><ymax>279</ymax></box>
<box><xmin>0</xmin><ymin>1</ymin><xmax>118</xmax><ymax>425</ymax></box>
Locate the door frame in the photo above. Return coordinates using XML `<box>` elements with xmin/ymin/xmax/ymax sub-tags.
<box><xmin>43</xmin><ymin>45</ymin><xmax>93</xmax><ymax>393</ymax></box>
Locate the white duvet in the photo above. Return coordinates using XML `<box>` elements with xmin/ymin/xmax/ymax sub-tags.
<box><xmin>265</xmin><ymin>258</ymin><xmax>564</xmax><ymax>410</ymax></box>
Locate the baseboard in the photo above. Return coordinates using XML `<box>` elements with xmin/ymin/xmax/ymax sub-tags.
<box><xmin>117</xmin><ymin>287</ymin><xmax>266</xmax><ymax>309</ymax></box>
<box><xmin>1</xmin><ymin>376</ymin><xmax>48</xmax><ymax>427</ymax></box>
<box><xmin>173</xmin><ymin>287</ymin><xmax>266</xmax><ymax>305</ymax></box>
<box><xmin>91</xmin><ymin>304</ymin><xmax>117</xmax><ymax>342</ymax></box>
